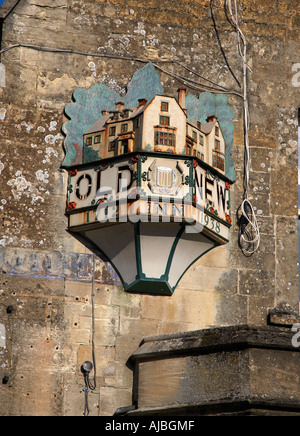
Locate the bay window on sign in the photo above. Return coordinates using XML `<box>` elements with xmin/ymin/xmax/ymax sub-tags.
<box><xmin>154</xmin><ymin>131</ymin><xmax>176</xmax><ymax>147</ymax></box>
<box><xmin>212</xmin><ymin>151</ymin><xmax>225</xmax><ymax>171</ymax></box>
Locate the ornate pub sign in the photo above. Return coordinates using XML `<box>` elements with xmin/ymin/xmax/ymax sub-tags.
<box><xmin>63</xmin><ymin>64</ymin><xmax>235</xmax><ymax>295</ymax></box>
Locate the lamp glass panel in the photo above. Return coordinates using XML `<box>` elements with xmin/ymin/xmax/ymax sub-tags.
<box><xmin>83</xmin><ymin>222</ymin><xmax>137</xmax><ymax>285</ymax></box>
<box><xmin>139</xmin><ymin>222</ymin><xmax>181</xmax><ymax>279</ymax></box>
<box><xmin>167</xmin><ymin>228</ymin><xmax>215</xmax><ymax>288</ymax></box>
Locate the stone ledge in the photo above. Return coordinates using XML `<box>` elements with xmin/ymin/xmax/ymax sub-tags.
<box><xmin>120</xmin><ymin>401</ymin><xmax>300</xmax><ymax>416</ymax></box>
<box><xmin>127</xmin><ymin>324</ymin><xmax>299</xmax><ymax>367</ymax></box>
<box><xmin>120</xmin><ymin>399</ymin><xmax>300</xmax><ymax>417</ymax></box>
<box><xmin>119</xmin><ymin>325</ymin><xmax>300</xmax><ymax>416</ymax></box>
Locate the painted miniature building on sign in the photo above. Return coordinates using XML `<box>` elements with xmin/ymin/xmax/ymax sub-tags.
<box><xmin>66</xmin><ymin>88</ymin><xmax>232</xmax><ymax>295</ymax></box>
<box><xmin>83</xmin><ymin>89</ymin><xmax>226</xmax><ymax>174</ymax></box>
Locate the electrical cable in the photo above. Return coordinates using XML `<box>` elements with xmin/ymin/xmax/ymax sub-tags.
<box><xmin>82</xmin><ymin>253</ymin><xmax>97</xmax><ymax>416</ymax></box>
<box><xmin>90</xmin><ymin>253</ymin><xmax>97</xmax><ymax>391</ymax></box>
<box><xmin>226</xmin><ymin>0</ymin><xmax>260</xmax><ymax>255</ymax></box>
<box><xmin>173</xmin><ymin>59</ymin><xmax>237</xmax><ymax>93</ymax></box>
<box><xmin>0</xmin><ymin>42</ymin><xmax>243</xmax><ymax>98</ymax></box>
<box><xmin>153</xmin><ymin>62</ymin><xmax>243</xmax><ymax>98</ymax></box>
<box><xmin>210</xmin><ymin>0</ymin><xmax>241</xmax><ymax>89</ymax></box>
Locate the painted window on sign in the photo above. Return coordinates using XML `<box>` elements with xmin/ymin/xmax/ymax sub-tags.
<box><xmin>186</xmin><ymin>145</ymin><xmax>192</xmax><ymax>155</ymax></box>
<box><xmin>160</xmin><ymin>116</ymin><xmax>170</xmax><ymax>126</ymax></box>
<box><xmin>212</xmin><ymin>153</ymin><xmax>224</xmax><ymax>171</ymax></box>
<box><xmin>154</xmin><ymin>131</ymin><xmax>176</xmax><ymax>147</ymax></box>
<box><xmin>161</xmin><ymin>102</ymin><xmax>169</xmax><ymax>112</ymax></box>
<box><xmin>121</xmin><ymin>124</ymin><xmax>128</xmax><ymax>133</ymax></box>
<box><xmin>108</xmin><ymin>141</ymin><xmax>115</xmax><ymax>152</ymax></box>
<box><xmin>109</xmin><ymin>126</ymin><xmax>116</xmax><ymax>136</ymax></box>
<box><xmin>214</xmin><ymin>139</ymin><xmax>220</xmax><ymax>151</ymax></box>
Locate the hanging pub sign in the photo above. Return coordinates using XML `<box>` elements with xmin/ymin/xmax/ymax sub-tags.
<box><xmin>62</xmin><ymin>67</ymin><xmax>235</xmax><ymax>295</ymax></box>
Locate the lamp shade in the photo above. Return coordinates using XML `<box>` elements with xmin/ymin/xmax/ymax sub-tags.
<box><xmin>67</xmin><ymin>151</ymin><xmax>232</xmax><ymax>296</ymax></box>
<box><xmin>76</xmin><ymin>221</ymin><xmax>215</xmax><ymax>295</ymax></box>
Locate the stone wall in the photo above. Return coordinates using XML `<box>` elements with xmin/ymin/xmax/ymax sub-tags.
<box><xmin>0</xmin><ymin>0</ymin><xmax>298</xmax><ymax>416</ymax></box>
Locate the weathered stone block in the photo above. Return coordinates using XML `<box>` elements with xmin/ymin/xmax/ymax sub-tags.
<box><xmin>121</xmin><ymin>326</ymin><xmax>300</xmax><ymax>415</ymax></box>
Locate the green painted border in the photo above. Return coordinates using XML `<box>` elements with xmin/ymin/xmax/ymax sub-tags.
<box><xmin>126</xmin><ymin>278</ymin><xmax>173</xmax><ymax>296</ymax></box>
<box><xmin>63</xmin><ymin>150</ymin><xmax>234</xmax><ymax>184</ymax></box>
<box><xmin>163</xmin><ymin>224</ymin><xmax>185</xmax><ymax>283</ymax></box>
<box><xmin>134</xmin><ymin>222</ymin><xmax>144</xmax><ymax>281</ymax></box>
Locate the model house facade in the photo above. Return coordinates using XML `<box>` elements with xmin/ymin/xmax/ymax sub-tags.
<box><xmin>83</xmin><ymin>89</ymin><xmax>226</xmax><ymax>175</ymax></box>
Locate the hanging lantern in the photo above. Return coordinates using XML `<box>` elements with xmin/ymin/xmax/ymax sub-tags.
<box><xmin>65</xmin><ymin>92</ymin><xmax>233</xmax><ymax>295</ymax></box>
